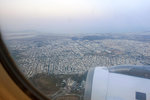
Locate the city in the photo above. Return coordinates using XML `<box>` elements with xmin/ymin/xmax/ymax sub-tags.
<box><xmin>5</xmin><ymin>32</ymin><xmax>150</xmax><ymax>99</ymax></box>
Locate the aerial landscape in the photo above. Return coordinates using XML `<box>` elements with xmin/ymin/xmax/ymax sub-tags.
<box><xmin>4</xmin><ymin>31</ymin><xmax>150</xmax><ymax>99</ymax></box>
<box><xmin>1</xmin><ymin>0</ymin><xmax>150</xmax><ymax>99</ymax></box>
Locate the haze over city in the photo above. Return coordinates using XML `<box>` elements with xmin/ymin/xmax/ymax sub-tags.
<box><xmin>0</xmin><ymin>0</ymin><xmax>150</xmax><ymax>33</ymax></box>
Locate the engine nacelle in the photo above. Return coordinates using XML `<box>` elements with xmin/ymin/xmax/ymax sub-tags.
<box><xmin>84</xmin><ymin>66</ymin><xmax>150</xmax><ymax>100</ymax></box>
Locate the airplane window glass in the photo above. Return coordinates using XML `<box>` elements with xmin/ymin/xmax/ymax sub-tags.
<box><xmin>0</xmin><ymin>0</ymin><xmax>150</xmax><ymax>100</ymax></box>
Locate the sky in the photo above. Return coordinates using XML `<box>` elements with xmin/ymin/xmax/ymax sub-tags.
<box><xmin>0</xmin><ymin>0</ymin><xmax>150</xmax><ymax>34</ymax></box>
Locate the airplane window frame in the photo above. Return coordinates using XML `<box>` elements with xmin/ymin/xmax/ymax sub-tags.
<box><xmin>0</xmin><ymin>32</ymin><xmax>49</xmax><ymax>100</ymax></box>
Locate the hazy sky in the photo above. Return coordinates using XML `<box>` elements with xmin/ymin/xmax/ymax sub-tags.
<box><xmin>0</xmin><ymin>0</ymin><xmax>150</xmax><ymax>33</ymax></box>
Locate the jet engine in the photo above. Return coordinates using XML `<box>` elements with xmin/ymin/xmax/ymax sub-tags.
<box><xmin>84</xmin><ymin>66</ymin><xmax>150</xmax><ymax>100</ymax></box>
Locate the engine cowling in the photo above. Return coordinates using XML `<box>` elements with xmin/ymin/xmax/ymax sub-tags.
<box><xmin>84</xmin><ymin>66</ymin><xmax>150</xmax><ymax>100</ymax></box>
